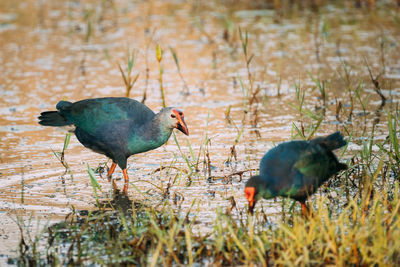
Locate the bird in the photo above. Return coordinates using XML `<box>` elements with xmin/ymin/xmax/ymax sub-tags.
<box><xmin>38</xmin><ymin>97</ymin><xmax>189</xmax><ymax>194</ymax></box>
<box><xmin>244</xmin><ymin>132</ymin><xmax>347</xmax><ymax>216</ymax></box>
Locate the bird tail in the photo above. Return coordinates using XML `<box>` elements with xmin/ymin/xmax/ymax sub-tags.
<box><xmin>38</xmin><ymin>111</ymin><xmax>70</xmax><ymax>126</ymax></box>
<box><xmin>38</xmin><ymin>101</ymin><xmax>73</xmax><ymax>127</ymax></box>
<box><xmin>312</xmin><ymin>131</ymin><xmax>347</xmax><ymax>151</ymax></box>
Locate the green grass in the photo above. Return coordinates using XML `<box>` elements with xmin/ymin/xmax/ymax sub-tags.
<box><xmin>118</xmin><ymin>48</ymin><xmax>140</xmax><ymax>98</ymax></box>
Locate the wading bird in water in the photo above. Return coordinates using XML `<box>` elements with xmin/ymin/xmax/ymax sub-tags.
<box><xmin>39</xmin><ymin>97</ymin><xmax>189</xmax><ymax>194</ymax></box>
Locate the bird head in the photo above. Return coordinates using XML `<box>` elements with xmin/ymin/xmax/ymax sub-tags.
<box><xmin>164</xmin><ymin>108</ymin><xmax>189</xmax><ymax>136</ymax></box>
<box><xmin>244</xmin><ymin>175</ymin><xmax>265</xmax><ymax>215</ymax></box>
<box><xmin>244</xmin><ymin>186</ymin><xmax>256</xmax><ymax>214</ymax></box>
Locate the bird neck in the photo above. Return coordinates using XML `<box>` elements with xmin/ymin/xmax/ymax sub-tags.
<box><xmin>248</xmin><ymin>175</ymin><xmax>275</xmax><ymax>200</ymax></box>
<box><xmin>146</xmin><ymin>113</ymin><xmax>174</xmax><ymax>143</ymax></box>
<box><xmin>128</xmin><ymin>113</ymin><xmax>173</xmax><ymax>154</ymax></box>
<box><xmin>258</xmin><ymin>184</ymin><xmax>275</xmax><ymax>200</ymax></box>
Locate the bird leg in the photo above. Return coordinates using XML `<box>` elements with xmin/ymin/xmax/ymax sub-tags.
<box><xmin>300</xmin><ymin>201</ymin><xmax>310</xmax><ymax>218</ymax></box>
<box><xmin>107</xmin><ymin>163</ymin><xmax>118</xmax><ymax>191</ymax></box>
<box><xmin>107</xmin><ymin>163</ymin><xmax>117</xmax><ymax>181</ymax></box>
<box><xmin>123</xmin><ymin>169</ymin><xmax>129</xmax><ymax>194</ymax></box>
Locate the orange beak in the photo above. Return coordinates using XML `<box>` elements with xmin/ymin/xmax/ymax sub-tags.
<box><xmin>244</xmin><ymin>187</ymin><xmax>256</xmax><ymax>215</ymax></box>
<box><xmin>173</xmin><ymin>109</ymin><xmax>189</xmax><ymax>136</ymax></box>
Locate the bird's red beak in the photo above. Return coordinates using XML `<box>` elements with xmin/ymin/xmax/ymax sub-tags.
<box><xmin>244</xmin><ymin>187</ymin><xmax>256</xmax><ymax>215</ymax></box>
<box><xmin>173</xmin><ymin>109</ymin><xmax>189</xmax><ymax>136</ymax></box>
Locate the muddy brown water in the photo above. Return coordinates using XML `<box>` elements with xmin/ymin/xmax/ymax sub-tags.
<box><xmin>1</xmin><ymin>0</ymin><xmax>399</xmax><ymax>261</ymax></box>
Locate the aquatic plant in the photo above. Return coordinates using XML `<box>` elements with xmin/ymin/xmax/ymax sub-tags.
<box><xmin>118</xmin><ymin>48</ymin><xmax>139</xmax><ymax>98</ymax></box>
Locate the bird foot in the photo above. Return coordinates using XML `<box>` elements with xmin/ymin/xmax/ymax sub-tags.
<box><xmin>112</xmin><ymin>188</ymin><xmax>121</xmax><ymax>195</ymax></box>
<box><xmin>107</xmin><ymin>177</ymin><xmax>119</xmax><ymax>192</ymax></box>
<box><xmin>123</xmin><ymin>183</ymin><xmax>128</xmax><ymax>195</ymax></box>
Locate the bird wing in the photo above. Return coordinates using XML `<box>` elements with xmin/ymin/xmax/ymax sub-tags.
<box><xmin>58</xmin><ymin>97</ymin><xmax>155</xmax><ymax>135</ymax></box>
<box><xmin>293</xmin><ymin>144</ymin><xmax>337</xmax><ymax>185</ymax></box>
<box><xmin>293</xmin><ymin>148</ymin><xmax>325</xmax><ymax>177</ymax></box>
<box><xmin>259</xmin><ymin>142</ymin><xmax>306</xmax><ymax>194</ymax></box>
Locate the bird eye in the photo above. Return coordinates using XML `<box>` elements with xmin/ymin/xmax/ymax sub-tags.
<box><xmin>171</xmin><ymin>114</ymin><xmax>176</xmax><ymax>118</ymax></box>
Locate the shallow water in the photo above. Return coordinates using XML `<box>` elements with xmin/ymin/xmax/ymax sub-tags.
<box><xmin>1</xmin><ymin>0</ymin><xmax>399</xmax><ymax>260</ymax></box>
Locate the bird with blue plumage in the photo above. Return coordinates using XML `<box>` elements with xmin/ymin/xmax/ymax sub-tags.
<box><xmin>245</xmin><ymin>132</ymin><xmax>347</xmax><ymax>216</ymax></box>
<box><xmin>39</xmin><ymin>97</ymin><xmax>189</xmax><ymax>194</ymax></box>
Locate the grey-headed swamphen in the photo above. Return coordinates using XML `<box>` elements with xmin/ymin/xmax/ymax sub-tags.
<box><xmin>244</xmin><ymin>132</ymin><xmax>347</xmax><ymax>216</ymax></box>
<box><xmin>39</xmin><ymin>97</ymin><xmax>189</xmax><ymax>194</ymax></box>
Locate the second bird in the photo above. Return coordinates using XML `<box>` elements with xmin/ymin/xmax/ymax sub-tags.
<box><xmin>38</xmin><ymin>97</ymin><xmax>189</xmax><ymax>194</ymax></box>
<box><xmin>245</xmin><ymin>132</ymin><xmax>347</xmax><ymax>216</ymax></box>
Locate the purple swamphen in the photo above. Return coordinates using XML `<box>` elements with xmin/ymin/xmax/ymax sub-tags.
<box><xmin>38</xmin><ymin>97</ymin><xmax>189</xmax><ymax>194</ymax></box>
<box><xmin>245</xmin><ymin>132</ymin><xmax>347</xmax><ymax>216</ymax></box>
